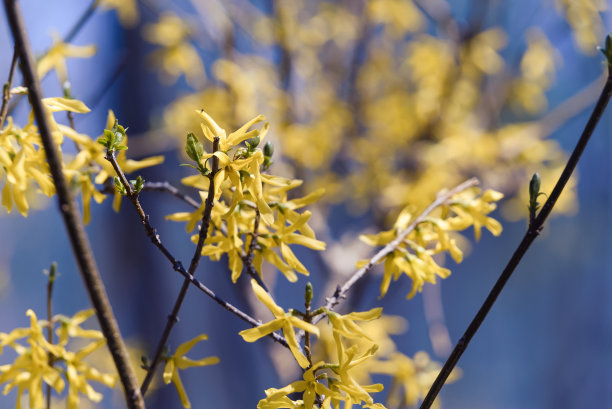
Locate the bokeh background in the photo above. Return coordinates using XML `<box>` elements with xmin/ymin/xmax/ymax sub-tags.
<box><xmin>1</xmin><ymin>0</ymin><xmax>611</xmax><ymax>408</ymax></box>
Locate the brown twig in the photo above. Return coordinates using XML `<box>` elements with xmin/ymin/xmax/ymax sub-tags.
<box><xmin>241</xmin><ymin>208</ymin><xmax>269</xmax><ymax>291</ymax></box>
<box><xmin>295</xmin><ymin>178</ymin><xmax>479</xmax><ymax>345</ymax></box>
<box><xmin>142</xmin><ymin>181</ymin><xmax>200</xmax><ymax>209</ymax></box>
<box><xmin>139</xmin><ymin>137</ymin><xmax>220</xmax><ymax>395</ymax></box>
<box><xmin>45</xmin><ymin>262</ymin><xmax>57</xmax><ymax>409</ymax></box>
<box><xmin>2</xmin><ymin>2</ymin><xmax>145</xmax><ymax>408</ymax></box>
<box><xmin>0</xmin><ymin>47</ymin><xmax>17</xmax><ymax>129</ymax></box>
<box><xmin>419</xmin><ymin>66</ymin><xmax>612</xmax><ymax>409</ymax></box>
<box><xmin>321</xmin><ymin>178</ymin><xmax>478</xmax><ymax>316</ymax></box>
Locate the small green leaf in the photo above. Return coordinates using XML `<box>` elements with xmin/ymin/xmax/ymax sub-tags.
<box><xmin>114</xmin><ymin>176</ymin><xmax>127</xmax><ymax>195</ymax></box>
<box><xmin>115</xmin><ymin>145</ymin><xmax>128</xmax><ymax>151</ymax></box>
<box><xmin>185</xmin><ymin>132</ymin><xmax>204</xmax><ymax>164</ymax></box>
<box><xmin>133</xmin><ymin>176</ymin><xmax>145</xmax><ymax>194</ymax></box>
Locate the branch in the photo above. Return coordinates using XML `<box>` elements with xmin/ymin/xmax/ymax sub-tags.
<box><xmin>2</xmin><ymin>2</ymin><xmax>145</xmax><ymax>408</ymax></box>
<box><xmin>102</xmin><ymin>146</ymin><xmax>289</xmax><ymax>397</ymax></box>
<box><xmin>320</xmin><ymin>177</ymin><xmax>479</xmax><ymax>317</ymax></box>
<box><xmin>142</xmin><ymin>181</ymin><xmax>200</xmax><ymax>209</ymax></box>
<box><xmin>241</xmin><ymin>208</ymin><xmax>269</xmax><ymax>292</ymax></box>
<box><xmin>419</xmin><ymin>66</ymin><xmax>612</xmax><ymax>409</ymax></box>
<box><xmin>0</xmin><ymin>47</ymin><xmax>17</xmax><ymax>129</ymax></box>
<box><xmin>139</xmin><ymin>137</ymin><xmax>220</xmax><ymax>395</ymax></box>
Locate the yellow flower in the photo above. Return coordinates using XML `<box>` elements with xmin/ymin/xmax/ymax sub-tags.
<box><xmin>37</xmin><ymin>34</ymin><xmax>96</xmax><ymax>83</ymax></box>
<box><xmin>99</xmin><ymin>0</ymin><xmax>139</xmax><ymax>26</ymax></box>
<box><xmin>0</xmin><ymin>310</ymin><xmax>64</xmax><ymax>409</ymax></box>
<box><xmin>257</xmin><ymin>362</ymin><xmax>341</xmax><ymax>409</ymax></box>
<box><xmin>327</xmin><ymin>332</ymin><xmax>384</xmax><ymax>407</ymax></box>
<box><xmin>143</xmin><ymin>13</ymin><xmax>204</xmax><ymax>85</ymax></box>
<box><xmin>327</xmin><ymin>308</ymin><xmax>383</xmax><ymax>341</ymax></box>
<box><xmin>370</xmin><ymin>351</ymin><xmax>459</xmax><ymax>408</ymax></box>
<box><xmin>239</xmin><ymin>280</ymin><xmax>319</xmax><ymax>368</ymax></box>
<box><xmin>163</xmin><ymin>334</ymin><xmax>219</xmax><ymax>408</ymax></box>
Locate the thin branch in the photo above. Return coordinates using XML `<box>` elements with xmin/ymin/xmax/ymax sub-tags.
<box><xmin>295</xmin><ymin>178</ymin><xmax>479</xmax><ymax>345</ymax></box>
<box><xmin>142</xmin><ymin>181</ymin><xmax>200</xmax><ymax>209</ymax></box>
<box><xmin>0</xmin><ymin>47</ymin><xmax>18</xmax><ymax>129</ymax></box>
<box><xmin>241</xmin><ymin>208</ymin><xmax>269</xmax><ymax>291</ymax></box>
<box><xmin>64</xmin><ymin>0</ymin><xmax>100</xmax><ymax>44</ymax></box>
<box><xmin>140</xmin><ymin>137</ymin><xmax>220</xmax><ymax>395</ymax></box>
<box><xmin>419</xmin><ymin>66</ymin><xmax>612</xmax><ymax>409</ymax></box>
<box><xmin>320</xmin><ymin>178</ymin><xmax>478</xmax><ymax>317</ymax></box>
<box><xmin>2</xmin><ymin>2</ymin><xmax>145</xmax><ymax>408</ymax></box>
<box><xmin>45</xmin><ymin>262</ymin><xmax>57</xmax><ymax>409</ymax></box>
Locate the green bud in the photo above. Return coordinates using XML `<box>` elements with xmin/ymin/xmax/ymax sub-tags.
<box><xmin>246</xmin><ymin>135</ymin><xmax>260</xmax><ymax>149</ymax></box>
<box><xmin>62</xmin><ymin>81</ymin><xmax>72</xmax><ymax>98</ymax></box>
<box><xmin>140</xmin><ymin>355</ymin><xmax>150</xmax><ymax>370</ymax></box>
<box><xmin>529</xmin><ymin>172</ymin><xmax>541</xmax><ymax>203</ymax></box>
<box><xmin>264</xmin><ymin>141</ymin><xmax>274</xmax><ymax>158</ymax></box>
<box><xmin>305</xmin><ymin>282</ymin><xmax>313</xmax><ymax>305</ymax></box>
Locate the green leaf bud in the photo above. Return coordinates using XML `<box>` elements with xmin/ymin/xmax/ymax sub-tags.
<box><xmin>185</xmin><ymin>132</ymin><xmax>204</xmax><ymax>164</ymax></box>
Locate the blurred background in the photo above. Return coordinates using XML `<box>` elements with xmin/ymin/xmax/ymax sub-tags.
<box><xmin>1</xmin><ymin>0</ymin><xmax>611</xmax><ymax>408</ymax></box>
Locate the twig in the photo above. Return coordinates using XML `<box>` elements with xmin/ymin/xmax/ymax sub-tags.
<box><xmin>64</xmin><ymin>0</ymin><xmax>100</xmax><ymax>44</ymax></box>
<box><xmin>45</xmin><ymin>262</ymin><xmax>57</xmax><ymax>409</ymax></box>
<box><xmin>322</xmin><ymin>178</ymin><xmax>478</xmax><ymax>315</ymax></box>
<box><xmin>0</xmin><ymin>47</ymin><xmax>17</xmax><ymax>129</ymax></box>
<box><xmin>139</xmin><ymin>137</ymin><xmax>220</xmax><ymax>395</ymax></box>
<box><xmin>2</xmin><ymin>2</ymin><xmax>145</xmax><ymax>408</ymax></box>
<box><xmin>241</xmin><ymin>209</ymin><xmax>269</xmax><ymax>291</ymax></box>
<box><xmin>419</xmin><ymin>66</ymin><xmax>612</xmax><ymax>409</ymax></box>
<box><xmin>295</xmin><ymin>178</ymin><xmax>479</xmax><ymax>345</ymax></box>
<box><xmin>142</xmin><ymin>181</ymin><xmax>200</xmax><ymax>209</ymax></box>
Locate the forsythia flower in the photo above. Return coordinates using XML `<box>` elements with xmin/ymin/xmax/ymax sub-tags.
<box><xmin>239</xmin><ymin>280</ymin><xmax>319</xmax><ymax>368</ymax></box>
<box><xmin>327</xmin><ymin>308</ymin><xmax>383</xmax><ymax>341</ymax></box>
<box><xmin>99</xmin><ymin>0</ymin><xmax>139</xmax><ymax>26</ymax></box>
<box><xmin>0</xmin><ymin>309</ymin><xmax>116</xmax><ymax>409</ymax></box>
<box><xmin>143</xmin><ymin>13</ymin><xmax>205</xmax><ymax>85</ymax></box>
<box><xmin>359</xmin><ymin>186</ymin><xmax>503</xmax><ymax>298</ymax></box>
<box><xmin>163</xmin><ymin>334</ymin><xmax>219</xmax><ymax>408</ymax></box>
<box><xmin>37</xmin><ymin>34</ymin><xmax>97</xmax><ymax>83</ymax></box>
<box><xmin>167</xmin><ymin>110</ymin><xmax>325</xmax><ymax>283</ymax></box>
<box><xmin>370</xmin><ymin>351</ymin><xmax>459</xmax><ymax>409</ymax></box>
<box><xmin>257</xmin><ymin>362</ymin><xmax>340</xmax><ymax>409</ymax></box>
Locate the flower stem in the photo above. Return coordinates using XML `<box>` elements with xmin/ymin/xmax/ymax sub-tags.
<box><xmin>419</xmin><ymin>65</ymin><xmax>612</xmax><ymax>409</ymax></box>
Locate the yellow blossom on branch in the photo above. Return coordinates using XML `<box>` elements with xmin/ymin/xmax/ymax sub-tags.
<box><xmin>163</xmin><ymin>334</ymin><xmax>219</xmax><ymax>409</ymax></box>
<box><xmin>359</xmin><ymin>187</ymin><xmax>503</xmax><ymax>299</ymax></box>
<box><xmin>239</xmin><ymin>280</ymin><xmax>319</xmax><ymax>368</ymax></box>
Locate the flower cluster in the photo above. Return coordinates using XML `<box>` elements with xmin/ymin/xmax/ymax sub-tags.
<box><xmin>0</xmin><ymin>309</ymin><xmax>116</xmax><ymax>409</ymax></box>
<box><xmin>359</xmin><ymin>188</ymin><xmax>504</xmax><ymax>299</ymax></box>
<box><xmin>167</xmin><ymin>110</ymin><xmax>326</xmax><ymax>282</ymax></box>
<box><xmin>0</xmin><ymin>99</ymin><xmax>163</xmax><ymax>222</ymax></box>
<box><xmin>254</xmin><ymin>298</ymin><xmax>387</xmax><ymax>408</ymax></box>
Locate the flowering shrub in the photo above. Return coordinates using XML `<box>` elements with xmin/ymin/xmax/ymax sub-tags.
<box><xmin>0</xmin><ymin>1</ymin><xmax>609</xmax><ymax>409</ymax></box>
